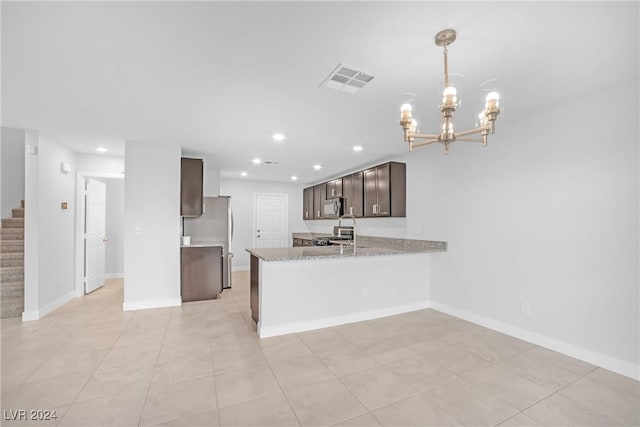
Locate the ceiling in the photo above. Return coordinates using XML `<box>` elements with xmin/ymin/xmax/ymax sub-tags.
<box><xmin>2</xmin><ymin>2</ymin><xmax>638</xmax><ymax>184</ymax></box>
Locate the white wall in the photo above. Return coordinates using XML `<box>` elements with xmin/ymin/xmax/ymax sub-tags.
<box><xmin>307</xmin><ymin>80</ymin><xmax>639</xmax><ymax>377</ymax></box>
<box><xmin>23</xmin><ymin>131</ymin><xmax>77</xmax><ymax>319</ymax></box>
<box><xmin>220</xmin><ymin>178</ymin><xmax>305</xmax><ymax>270</ymax></box>
<box><xmin>1</xmin><ymin>127</ymin><xmax>26</xmax><ymax>219</ymax></box>
<box><xmin>76</xmin><ymin>153</ymin><xmax>124</xmax><ymax>175</ymax></box>
<box><xmin>204</xmin><ymin>167</ymin><xmax>220</xmax><ymax>197</ymax></box>
<box><xmin>426</xmin><ymin>81</ymin><xmax>638</xmax><ymax>376</ymax></box>
<box><xmin>124</xmin><ymin>141</ymin><xmax>181</xmax><ymax>310</ymax></box>
<box><xmin>23</xmin><ymin>131</ymin><xmax>40</xmax><ymax>318</ymax></box>
<box><xmin>104</xmin><ymin>178</ymin><xmax>124</xmax><ymax>277</ymax></box>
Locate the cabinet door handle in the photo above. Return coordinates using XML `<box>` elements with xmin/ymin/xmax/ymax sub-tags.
<box><xmin>350</xmin><ymin>206</ymin><xmax>354</xmax><ymax>215</ymax></box>
<box><xmin>317</xmin><ymin>210</ymin><xmax>320</xmax><ymax>217</ymax></box>
<box><xmin>305</xmin><ymin>211</ymin><xmax>308</xmax><ymax>218</ymax></box>
<box><xmin>331</xmin><ymin>188</ymin><xmax>336</xmax><ymax>197</ymax></box>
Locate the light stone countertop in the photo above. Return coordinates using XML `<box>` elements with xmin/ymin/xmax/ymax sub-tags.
<box><xmin>180</xmin><ymin>240</ymin><xmax>224</xmax><ymax>248</ymax></box>
<box><xmin>247</xmin><ymin>237</ymin><xmax>446</xmax><ymax>261</ymax></box>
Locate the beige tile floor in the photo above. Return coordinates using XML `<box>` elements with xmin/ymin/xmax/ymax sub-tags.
<box><xmin>1</xmin><ymin>272</ymin><xmax>638</xmax><ymax>426</ymax></box>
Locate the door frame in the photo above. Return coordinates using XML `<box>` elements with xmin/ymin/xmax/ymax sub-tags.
<box><xmin>74</xmin><ymin>172</ymin><xmax>124</xmax><ymax>297</ymax></box>
<box><xmin>252</xmin><ymin>193</ymin><xmax>289</xmax><ymax>249</ymax></box>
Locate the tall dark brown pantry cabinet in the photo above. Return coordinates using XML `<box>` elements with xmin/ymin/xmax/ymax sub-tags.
<box><xmin>181</xmin><ymin>157</ymin><xmax>204</xmax><ymax>217</ymax></box>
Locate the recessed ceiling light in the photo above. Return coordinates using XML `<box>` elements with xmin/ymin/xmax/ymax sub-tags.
<box><xmin>96</xmin><ymin>147</ymin><xmax>108</xmax><ymax>152</ymax></box>
<box><xmin>272</xmin><ymin>133</ymin><xmax>285</xmax><ymax>141</ymax></box>
<box><xmin>241</xmin><ymin>171</ymin><xmax>248</xmax><ymax>177</ymax></box>
<box><xmin>291</xmin><ymin>176</ymin><xmax>298</xmax><ymax>181</ymax></box>
<box><xmin>252</xmin><ymin>158</ymin><xmax>261</xmax><ymax>164</ymax></box>
<box><xmin>313</xmin><ymin>164</ymin><xmax>322</xmax><ymax>170</ymax></box>
<box><xmin>352</xmin><ymin>145</ymin><xmax>363</xmax><ymax>152</ymax></box>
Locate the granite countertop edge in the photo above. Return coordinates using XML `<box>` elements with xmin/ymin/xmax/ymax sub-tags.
<box><xmin>181</xmin><ymin>241</ymin><xmax>225</xmax><ymax>248</ymax></box>
<box><xmin>246</xmin><ymin>244</ymin><xmax>446</xmax><ymax>262</ymax></box>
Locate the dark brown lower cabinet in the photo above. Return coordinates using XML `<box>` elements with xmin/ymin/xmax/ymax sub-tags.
<box><xmin>250</xmin><ymin>255</ymin><xmax>259</xmax><ymax>323</ymax></box>
<box><xmin>293</xmin><ymin>238</ymin><xmax>313</xmax><ymax>247</ymax></box>
<box><xmin>181</xmin><ymin>246</ymin><xmax>222</xmax><ymax>302</ymax></box>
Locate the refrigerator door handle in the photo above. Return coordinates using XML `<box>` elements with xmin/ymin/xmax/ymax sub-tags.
<box><xmin>230</xmin><ymin>207</ymin><xmax>234</xmax><ymax>242</ymax></box>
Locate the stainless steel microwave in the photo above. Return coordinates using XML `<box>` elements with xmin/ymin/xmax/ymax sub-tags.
<box><xmin>323</xmin><ymin>197</ymin><xmax>344</xmax><ymax>218</ymax></box>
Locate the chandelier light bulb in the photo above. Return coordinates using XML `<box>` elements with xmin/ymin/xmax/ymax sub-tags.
<box><xmin>442</xmin><ymin>86</ymin><xmax>457</xmax><ymax>104</ymax></box>
<box><xmin>485</xmin><ymin>91</ymin><xmax>500</xmax><ymax>109</ymax></box>
<box><xmin>400</xmin><ymin>103</ymin><xmax>413</xmax><ymax>121</ymax></box>
<box><xmin>400</xmin><ymin>103</ymin><xmax>412</xmax><ymax>113</ymax></box>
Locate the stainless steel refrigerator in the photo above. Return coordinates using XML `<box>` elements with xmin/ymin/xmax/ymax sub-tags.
<box><xmin>183</xmin><ymin>196</ymin><xmax>233</xmax><ymax>290</ymax></box>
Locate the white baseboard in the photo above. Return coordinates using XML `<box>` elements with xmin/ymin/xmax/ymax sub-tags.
<box><xmin>258</xmin><ymin>300</ymin><xmax>429</xmax><ymax>338</ymax></box>
<box><xmin>22</xmin><ymin>310</ymin><xmax>39</xmax><ymax>322</ymax></box>
<box><xmin>106</xmin><ymin>273</ymin><xmax>124</xmax><ymax>279</ymax></box>
<box><xmin>22</xmin><ymin>290</ymin><xmax>76</xmax><ymax>321</ymax></box>
<box><xmin>429</xmin><ymin>301</ymin><xmax>640</xmax><ymax>381</ymax></box>
<box><xmin>123</xmin><ymin>297</ymin><xmax>181</xmax><ymax>312</ymax></box>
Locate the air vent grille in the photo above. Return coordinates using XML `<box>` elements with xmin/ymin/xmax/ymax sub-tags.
<box><xmin>320</xmin><ymin>63</ymin><xmax>374</xmax><ymax>94</ymax></box>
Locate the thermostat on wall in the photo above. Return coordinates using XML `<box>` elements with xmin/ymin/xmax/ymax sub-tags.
<box><xmin>60</xmin><ymin>162</ymin><xmax>71</xmax><ymax>174</ymax></box>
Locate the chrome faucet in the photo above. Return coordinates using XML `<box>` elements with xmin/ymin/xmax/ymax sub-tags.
<box><xmin>337</xmin><ymin>214</ymin><xmax>357</xmax><ymax>248</ymax></box>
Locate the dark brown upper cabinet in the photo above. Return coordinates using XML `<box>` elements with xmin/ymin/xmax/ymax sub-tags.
<box><xmin>363</xmin><ymin>162</ymin><xmax>406</xmax><ymax>217</ymax></box>
<box><xmin>326</xmin><ymin>178</ymin><xmax>343</xmax><ymax>199</ymax></box>
<box><xmin>180</xmin><ymin>157</ymin><xmax>204</xmax><ymax>217</ymax></box>
<box><xmin>342</xmin><ymin>171</ymin><xmax>364</xmax><ymax>217</ymax></box>
<box><xmin>303</xmin><ymin>186</ymin><xmax>314</xmax><ymax>220</ymax></box>
<box><xmin>312</xmin><ymin>183</ymin><xmax>327</xmax><ymax>219</ymax></box>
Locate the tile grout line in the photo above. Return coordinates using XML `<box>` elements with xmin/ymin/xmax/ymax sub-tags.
<box><xmin>136</xmin><ymin>308</ymin><xmax>173</xmax><ymax>427</ymax></box>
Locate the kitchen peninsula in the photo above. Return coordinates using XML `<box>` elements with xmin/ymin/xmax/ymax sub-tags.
<box><xmin>246</xmin><ymin>235</ymin><xmax>446</xmax><ymax>338</ymax></box>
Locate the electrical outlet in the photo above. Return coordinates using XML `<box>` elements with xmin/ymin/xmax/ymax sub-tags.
<box><xmin>520</xmin><ymin>302</ymin><xmax>531</xmax><ymax>315</ymax></box>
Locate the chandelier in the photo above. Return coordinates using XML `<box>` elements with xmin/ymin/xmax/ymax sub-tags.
<box><xmin>399</xmin><ymin>29</ymin><xmax>501</xmax><ymax>154</ymax></box>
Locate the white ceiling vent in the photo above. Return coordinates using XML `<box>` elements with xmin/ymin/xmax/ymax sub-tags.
<box><xmin>320</xmin><ymin>63</ymin><xmax>374</xmax><ymax>94</ymax></box>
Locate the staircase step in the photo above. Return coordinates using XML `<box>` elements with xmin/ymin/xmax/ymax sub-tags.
<box><xmin>0</xmin><ymin>240</ymin><xmax>24</xmax><ymax>253</ymax></box>
<box><xmin>1</xmin><ymin>218</ymin><xmax>24</xmax><ymax>229</ymax></box>
<box><xmin>11</xmin><ymin>208</ymin><xmax>24</xmax><ymax>218</ymax></box>
<box><xmin>1</xmin><ymin>228</ymin><xmax>24</xmax><ymax>240</ymax></box>
<box><xmin>1</xmin><ymin>266</ymin><xmax>24</xmax><ymax>282</ymax></box>
<box><xmin>1</xmin><ymin>281</ymin><xmax>24</xmax><ymax>297</ymax></box>
<box><xmin>0</xmin><ymin>253</ymin><xmax>23</xmax><ymax>267</ymax></box>
<box><xmin>1</xmin><ymin>281</ymin><xmax>24</xmax><ymax>319</ymax></box>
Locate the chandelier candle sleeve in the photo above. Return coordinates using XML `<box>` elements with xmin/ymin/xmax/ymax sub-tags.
<box><xmin>398</xmin><ymin>29</ymin><xmax>501</xmax><ymax>154</ymax></box>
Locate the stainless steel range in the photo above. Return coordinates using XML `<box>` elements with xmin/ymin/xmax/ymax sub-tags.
<box><xmin>312</xmin><ymin>226</ymin><xmax>354</xmax><ymax>246</ymax></box>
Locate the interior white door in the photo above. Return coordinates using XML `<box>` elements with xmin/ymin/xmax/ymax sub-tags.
<box><xmin>85</xmin><ymin>178</ymin><xmax>107</xmax><ymax>294</ymax></box>
<box><xmin>254</xmin><ymin>194</ymin><xmax>288</xmax><ymax>248</ymax></box>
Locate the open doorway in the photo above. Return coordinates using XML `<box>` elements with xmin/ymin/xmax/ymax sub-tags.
<box><xmin>74</xmin><ymin>173</ymin><xmax>124</xmax><ymax>296</ymax></box>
